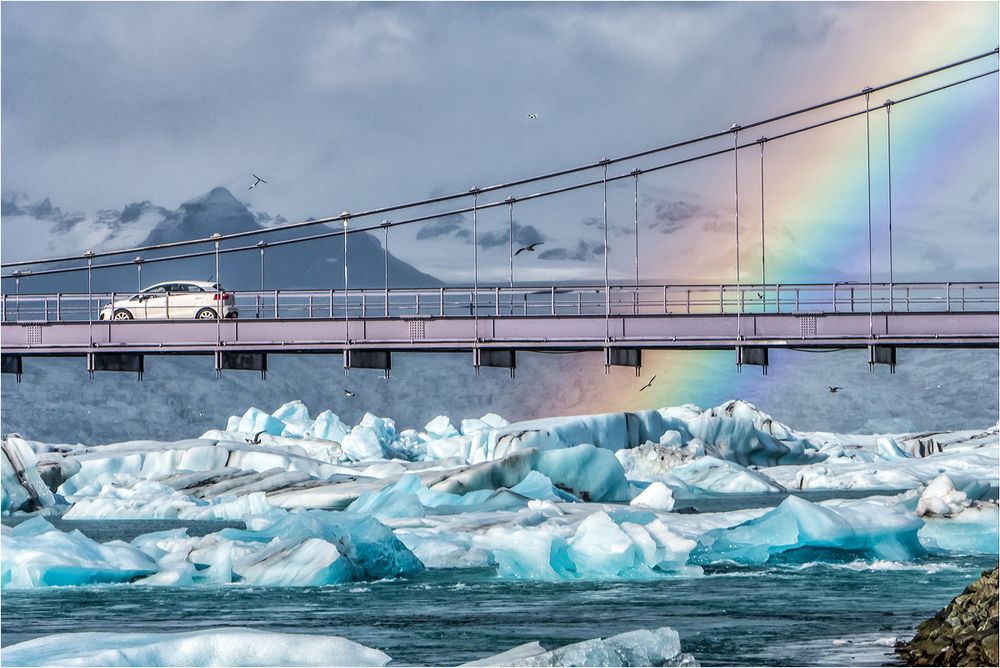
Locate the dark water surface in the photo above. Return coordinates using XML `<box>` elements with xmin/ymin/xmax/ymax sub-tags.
<box><xmin>2</xmin><ymin>552</ymin><xmax>993</xmax><ymax>666</ymax></box>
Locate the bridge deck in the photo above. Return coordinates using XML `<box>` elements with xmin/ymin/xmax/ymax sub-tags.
<box><xmin>1</xmin><ymin>283</ymin><xmax>997</xmax><ymax>356</ymax></box>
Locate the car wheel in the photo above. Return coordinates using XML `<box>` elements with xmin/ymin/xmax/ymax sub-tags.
<box><xmin>112</xmin><ymin>309</ymin><xmax>133</xmax><ymax>320</ymax></box>
<box><xmin>196</xmin><ymin>308</ymin><xmax>218</xmax><ymax>320</ymax></box>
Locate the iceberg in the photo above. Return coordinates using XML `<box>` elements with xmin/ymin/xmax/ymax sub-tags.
<box><xmin>490</xmin><ymin>410</ymin><xmax>667</xmax><ymax>460</ymax></box>
<box><xmin>1</xmin><ymin>627</ymin><xmax>391</xmax><ymax>667</ymax></box>
<box><xmin>684</xmin><ymin>401</ymin><xmax>822</xmax><ymax>467</ymax></box>
<box><xmin>2</xmin><ymin>437</ymin><xmax>56</xmax><ymax>514</ymax></box>
<box><xmin>62</xmin><ymin>481</ymin><xmax>283</xmax><ymax>521</ymax></box>
<box><xmin>692</xmin><ymin>496</ymin><xmax>926</xmax><ymax>564</ymax></box>
<box><xmin>667</xmin><ymin>457</ymin><xmax>785</xmax><ymax>494</ymax></box>
<box><xmin>919</xmin><ymin>504</ymin><xmax>999</xmax><ymax>554</ymax></box>
<box><xmin>3</xmin><ymin>510</ymin><xmax>423</xmax><ymax>589</ymax></box>
<box><xmin>915</xmin><ymin>473</ymin><xmax>970</xmax><ymax>517</ymax></box>
<box><xmin>461</xmin><ymin>626</ymin><xmax>697</xmax><ymax>667</ymax></box>
<box><xmin>476</xmin><ymin>510</ymin><xmax>697</xmax><ymax>580</ymax></box>
<box><xmin>630</xmin><ymin>482</ymin><xmax>675</xmax><ymax>511</ymax></box>
<box><xmin>1</xmin><ymin>517</ymin><xmax>157</xmax><ymax>589</ymax></box>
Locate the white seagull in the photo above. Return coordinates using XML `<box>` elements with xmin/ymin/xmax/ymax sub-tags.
<box><xmin>249</xmin><ymin>174</ymin><xmax>267</xmax><ymax>190</ymax></box>
<box><xmin>527</xmin><ymin>113</ymin><xmax>539</xmax><ymax>120</ymax></box>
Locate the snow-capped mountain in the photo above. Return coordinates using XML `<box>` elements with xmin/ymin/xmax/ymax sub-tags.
<box><xmin>1</xmin><ymin>188</ymin><xmax>440</xmax><ymax>293</ymax></box>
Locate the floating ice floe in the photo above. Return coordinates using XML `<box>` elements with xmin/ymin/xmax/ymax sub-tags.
<box><xmin>56</xmin><ymin>438</ymin><xmax>351</xmax><ymax>499</ymax></box>
<box><xmin>461</xmin><ymin>626</ymin><xmax>697</xmax><ymax>667</ymax></box>
<box><xmin>62</xmin><ymin>481</ymin><xmax>283</xmax><ymax>521</ymax></box>
<box><xmin>1</xmin><ymin>517</ymin><xmax>157</xmax><ymax>589</ymax></box>
<box><xmin>630</xmin><ymin>482</ymin><xmax>675</xmax><ymax>511</ymax></box>
<box><xmin>918</xmin><ymin>503</ymin><xmax>999</xmax><ymax>555</ymax></box>
<box><xmin>395</xmin><ymin>506</ymin><xmax>700</xmax><ymax>579</ymax></box>
<box><xmin>0</xmin><ymin>627</ymin><xmax>391</xmax><ymax>667</ymax></box>
<box><xmin>692</xmin><ymin>496</ymin><xmax>926</xmax><ymax>564</ymax></box>
<box><xmin>667</xmin><ymin>457</ymin><xmax>785</xmax><ymax>494</ymax></box>
<box><xmin>2</xmin><ymin>511</ymin><xmax>423</xmax><ymax>589</ymax></box>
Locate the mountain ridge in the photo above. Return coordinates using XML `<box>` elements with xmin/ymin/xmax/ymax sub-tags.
<box><xmin>2</xmin><ymin>187</ymin><xmax>441</xmax><ymax>293</ymax></box>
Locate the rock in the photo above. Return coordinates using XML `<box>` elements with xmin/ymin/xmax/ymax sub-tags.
<box><xmin>896</xmin><ymin>566</ymin><xmax>999</xmax><ymax>666</ymax></box>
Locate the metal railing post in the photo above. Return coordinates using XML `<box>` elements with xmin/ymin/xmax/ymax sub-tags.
<box><xmin>550</xmin><ymin>286</ymin><xmax>556</xmax><ymax>315</ymax></box>
<box><xmin>56</xmin><ymin>293</ymin><xmax>61</xmax><ymax>321</ymax></box>
<box><xmin>495</xmin><ymin>287</ymin><xmax>500</xmax><ymax>316</ymax></box>
<box><xmin>382</xmin><ymin>221</ymin><xmax>390</xmax><ymax>317</ymax></box>
<box><xmin>341</xmin><ymin>213</ymin><xmax>349</xmax><ymax>343</ymax></box>
<box><xmin>601</xmin><ymin>158</ymin><xmax>610</xmax><ymax>339</ymax></box>
<box><xmin>85</xmin><ymin>251</ymin><xmax>94</xmax><ymax>347</ymax></box>
<box><xmin>439</xmin><ymin>288</ymin><xmax>444</xmax><ymax>317</ymax></box>
<box><xmin>946</xmin><ymin>282</ymin><xmax>951</xmax><ymax>311</ymax></box>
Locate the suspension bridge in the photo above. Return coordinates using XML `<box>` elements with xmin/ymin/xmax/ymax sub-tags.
<box><xmin>2</xmin><ymin>49</ymin><xmax>998</xmax><ymax>380</ymax></box>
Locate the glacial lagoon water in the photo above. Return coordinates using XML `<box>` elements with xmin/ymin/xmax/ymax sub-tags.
<box><xmin>1</xmin><ymin>520</ymin><xmax>992</xmax><ymax>666</ymax></box>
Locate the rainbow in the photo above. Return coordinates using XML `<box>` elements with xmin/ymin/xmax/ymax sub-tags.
<box><xmin>610</xmin><ymin>9</ymin><xmax>999</xmax><ymax>413</ymax></box>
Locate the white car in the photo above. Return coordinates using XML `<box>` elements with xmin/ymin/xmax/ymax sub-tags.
<box><xmin>99</xmin><ymin>281</ymin><xmax>238</xmax><ymax>321</ymax></box>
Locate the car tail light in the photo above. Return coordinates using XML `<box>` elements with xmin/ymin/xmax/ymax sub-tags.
<box><xmin>213</xmin><ymin>292</ymin><xmax>229</xmax><ymax>301</ymax></box>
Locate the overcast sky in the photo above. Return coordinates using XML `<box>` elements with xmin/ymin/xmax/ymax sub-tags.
<box><xmin>2</xmin><ymin>2</ymin><xmax>997</xmax><ymax>282</ymax></box>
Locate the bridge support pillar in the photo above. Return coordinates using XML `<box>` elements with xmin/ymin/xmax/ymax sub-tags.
<box><xmin>474</xmin><ymin>348</ymin><xmax>516</xmax><ymax>377</ymax></box>
<box><xmin>1</xmin><ymin>355</ymin><xmax>22</xmax><ymax>382</ymax></box>
<box><xmin>868</xmin><ymin>344</ymin><xmax>896</xmax><ymax>373</ymax></box>
<box><xmin>605</xmin><ymin>347</ymin><xmax>641</xmax><ymax>375</ymax></box>
<box><xmin>88</xmin><ymin>352</ymin><xmax>144</xmax><ymax>381</ymax></box>
<box><xmin>217</xmin><ymin>351</ymin><xmax>267</xmax><ymax>380</ymax></box>
<box><xmin>737</xmin><ymin>346</ymin><xmax>769</xmax><ymax>375</ymax></box>
<box><xmin>345</xmin><ymin>350</ymin><xmax>391</xmax><ymax>378</ymax></box>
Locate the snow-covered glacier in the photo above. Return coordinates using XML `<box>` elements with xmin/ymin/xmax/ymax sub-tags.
<box><xmin>2</xmin><ymin>399</ymin><xmax>996</xmax><ymax>590</ymax></box>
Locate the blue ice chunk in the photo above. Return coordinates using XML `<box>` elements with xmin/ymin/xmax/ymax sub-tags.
<box><xmin>2</xmin><ymin>518</ymin><xmax>157</xmax><ymax>589</ymax></box>
<box><xmin>692</xmin><ymin>496</ymin><xmax>926</xmax><ymax>565</ymax></box>
<box><xmin>240</xmin><ymin>511</ymin><xmax>424</xmax><ymax>581</ymax></box>
<box><xmin>919</xmin><ymin>505</ymin><xmax>999</xmax><ymax>555</ymax></box>
<box><xmin>237</xmin><ymin>407</ymin><xmax>285</xmax><ymax>437</ymax></box>
<box><xmin>534</xmin><ymin>445</ymin><xmax>630</xmax><ymax>502</ymax></box>
<box><xmin>509</xmin><ymin>471</ymin><xmax>580</xmax><ymax>502</ymax></box>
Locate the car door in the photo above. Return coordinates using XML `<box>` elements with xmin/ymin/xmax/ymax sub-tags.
<box><xmin>173</xmin><ymin>283</ymin><xmax>203</xmax><ymax>319</ymax></box>
<box><xmin>143</xmin><ymin>285</ymin><xmax>170</xmax><ymax>319</ymax></box>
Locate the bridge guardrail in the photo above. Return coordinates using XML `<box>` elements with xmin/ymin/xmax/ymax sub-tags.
<box><xmin>1</xmin><ymin>282</ymin><xmax>997</xmax><ymax>323</ymax></box>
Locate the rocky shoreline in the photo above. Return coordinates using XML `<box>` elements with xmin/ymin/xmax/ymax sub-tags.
<box><xmin>896</xmin><ymin>566</ymin><xmax>999</xmax><ymax>666</ymax></box>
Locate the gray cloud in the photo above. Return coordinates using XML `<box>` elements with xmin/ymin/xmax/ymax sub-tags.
<box><xmin>478</xmin><ymin>222</ymin><xmax>546</xmax><ymax>249</ymax></box>
<box><xmin>649</xmin><ymin>199</ymin><xmax>703</xmax><ymax>234</ymax></box>
<box><xmin>539</xmin><ymin>240</ymin><xmax>604</xmax><ymax>261</ymax></box>
<box><xmin>1</xmin><ymin>2</ymin><xmax>995</xmax><ymax>283</ymax></box>
<box><xmin>416</xmin><ymin>213</ymin><xmax>466</xmax><ymax>240</ymax></box>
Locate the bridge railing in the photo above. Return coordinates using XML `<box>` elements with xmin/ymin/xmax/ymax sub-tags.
<box><xmin>2</xmin><ymin>282</ymin><xmax>997</xmax><ymax>323</ymax></box>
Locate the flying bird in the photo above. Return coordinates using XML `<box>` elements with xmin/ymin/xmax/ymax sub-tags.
<box><xmin>527</xmin><ymin>113</ymin><xmax>539</xmax><ymax>120</ymax></box>
<box><xmin>828</xmin><ymin>386</ymin><xmax>843</xmax><ymax>394</ymax></box>
<box><xmin>249</xmin><ymin>174</ymin><xmax>267</xmax><ymax>190</ymax></box>
<box><xmin>344</xmin><ymin>389</ymin><xmax>355</xmax><ymax>398</ymax></box>
<box><xmin>246</xmin><ymin>430</ymin><xmax>266</xmax><ymax>445</ymax></box>
<box><xmin>514</xmin><ymin>242</ymin><xmax>544</xmax><ymax>256</ymax></box>
<box><xmin>639</xmin><ymin>375</ymin><xmax>657</xmax><ymax>392</ymax></box>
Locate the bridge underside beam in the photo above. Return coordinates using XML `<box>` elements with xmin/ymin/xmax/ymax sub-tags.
<box><xmin>1</xmin><ymin>312</ymin><xmax>996</xmax><ymax>357</ymax></box>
